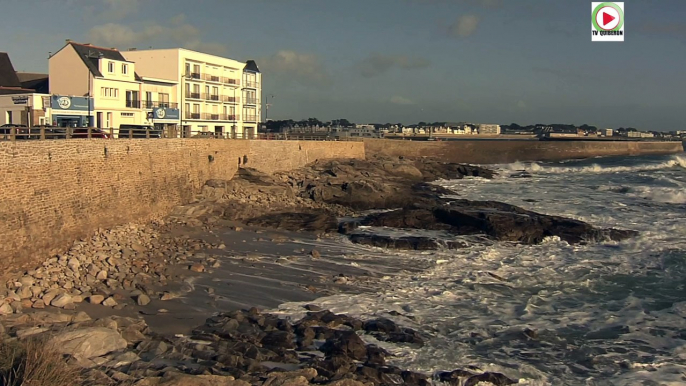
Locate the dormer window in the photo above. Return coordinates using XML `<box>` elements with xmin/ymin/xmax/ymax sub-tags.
<box><xmin>122</xmin><ymin>64</ymin><xmax>128</xmax><ymax>75</ymax></box>
<box><xmin>108</xmin><ymin>61</ymin><xmax>114</xmax><ymax>73</ymax></box>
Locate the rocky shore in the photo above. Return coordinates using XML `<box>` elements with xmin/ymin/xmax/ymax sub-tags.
<box><xmin>0</xmin><ymin>156</ymin><xmax>638</xmax><ymax>385</ymax></box>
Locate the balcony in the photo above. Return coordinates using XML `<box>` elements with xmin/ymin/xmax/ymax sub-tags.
<box><xmin>186</xmin><ymin>72</ymin><xmax>201</xmax><ymax>79</ymax></box>
<box><xmin>143</xmin><ymin>101</ymin><xmax>179</xmax><ymax>109</ymax></box>
<box><xmin>223</xmin><ymin>78</ymin><xmax>240</xmax><ymax>86</ymax></box>
<box><xmin>222</xmin><ymin>96</ymin><xmax>240</xmax><ymax>103</ymax></box>
<box><xmin>243</xmin><ymin>81</ymin><xmax>259</xmax><ymax>89</ymax></box>
<box><xmin>243</xmin><ymin>98</ymin><xmax>257</xmax><ymax>105</ymax></box>
<box><xmin>185</xmin><ymin>112</ymin><xmax>201</xmax><ymax>119</ymax></box>
<box><xmin>244</xmin><ymin>115</ymin><xmax>257</xmax><ymax>122</ymax></box>
<box><xmin>185</xmin><ymin>92</ymin><xmax>201</xmax><ymax>99</ymax></box>
<box><xmin>201</xmin><ymin>113</ymin><xmax>222</xmax><ymax>120</ymax></box>
<box><xmin>203</xmin><ymin>74</ymin><xmax>221</xmax><ymax>83</ymax></box>
<box><xmin>202</xmin><ymin>93</ymin><xmax>220</xmax><ymax>101</ymax></box>
<box><xmin>125</xmin><ymin>100</ymin><xmax>141</xmax><ymax>108</ymax></box>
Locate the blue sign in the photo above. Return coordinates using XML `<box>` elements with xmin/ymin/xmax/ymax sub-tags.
<box><xmin>152</xmin><ymin>107</ymin><xmax>180</xmax><ymax>120</ymax></box>
<box><xmin>51</xmin><ymin>95</ymin><xmax>93</xmax><ymax>111</ymax></box>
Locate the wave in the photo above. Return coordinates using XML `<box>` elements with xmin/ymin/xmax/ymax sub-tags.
<box><xmin>596</xmin><ymin>184</ymin><xmax>686</xmax><ymax>204</ymax></box>
<box><xmin>502</xmin><ymin>155</ymin><xmax>686</xmax><ymax>175</ymax></box>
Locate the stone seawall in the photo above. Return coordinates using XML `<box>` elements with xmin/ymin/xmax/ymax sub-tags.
<box><xmin>0</xmin><ymin>139</ymin><xmax>365</xmax><ymax>275</ymax></box>
<box><xmin>363</xmin><ymin>139</ymin><xmax>684</xmax><ymax>164</ymax></box>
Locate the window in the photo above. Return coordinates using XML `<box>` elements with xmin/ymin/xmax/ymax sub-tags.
<box><xmin>145</xmin><ymin>91</ymin><xmax>152</xmax><ymax>108</ymax></box>
<box><xmin>185</xmin><ymin>62</ymin><xmax>191</xmax><ymax>76</ymax></box>
<box><xmin>125</xmin><ymin>91</ymin><xmax>139</xmax><ymax>108</ymax></box>
<box><xmin>192</xmin><ymin>104</ymin><xmax>200</xmax><ymax>113</ymax></box>
<box><xmin>108</xmin><ymin>61</ymin><xmax>114</xmax><ymax>73</ymax></box>
<box><xmin>122</xmin><ymin>64</ymin><xmax>128</xmax><ymax>75</ymax></box>
<box><xmin>184</xmin><ymin>103</ymin><xmax>190</xmax><ymax>114</ymax></box>
<box><xmin>106</xmin><ymin>112</ymin><xmax>112</xmax><ymax>127</ymax></box>
<box><xmin>159</xmin><ymin>93</ymin><xmax>169</xmax><ymax>107</ymax></box>
<box><xmin>101</xmin><ymin>87</ymin><xmax>119</xmax><ymax>98</ymax></box>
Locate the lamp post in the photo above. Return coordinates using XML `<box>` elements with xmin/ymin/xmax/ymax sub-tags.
<box><xmin>264</xmin><ymin>94</ymin><xmax>274</xmax><ymax>122</ymax></box>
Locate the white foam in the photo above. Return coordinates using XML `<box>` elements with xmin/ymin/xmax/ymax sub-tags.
<box><xmin>273</xmin><ymin>154</ymin><xmax>686</xmax><ymax>385</ymax></box>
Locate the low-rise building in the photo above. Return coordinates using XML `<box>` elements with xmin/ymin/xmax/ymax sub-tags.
<box><xmin>0</xmin><ymin>52</ymin><xmax>51</xmax><ymax>126</ymax></box>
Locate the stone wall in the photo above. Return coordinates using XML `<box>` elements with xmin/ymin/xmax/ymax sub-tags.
<box><xmin>364</xmin><ymin>139</ymin><xmax>683</xmax><ymax>164</ymax></box>
<box><xmin>0</xmin><ymin>139</ymin><xmax>365</xmax><ymax>275</ymax></box>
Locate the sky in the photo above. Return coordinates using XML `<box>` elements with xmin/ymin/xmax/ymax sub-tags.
<box><xmin>1</xmin><ymin>0</ymin><xmax>685</xmax><ymax>130</ymax></box>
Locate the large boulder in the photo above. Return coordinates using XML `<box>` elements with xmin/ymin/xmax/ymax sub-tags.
<box><xmin>49</xmin><ymin>327</ymin><xmax>127</xmax><ymax>361</ymax></box>
<box><xmin>134</xmin><ymin>374</ymin><xmax>250</xmax><ymax>386</ymax></box>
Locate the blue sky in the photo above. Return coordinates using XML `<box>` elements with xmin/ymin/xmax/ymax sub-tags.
<box><xmin>1</xmin><ymin>0</ymin><xmax>685</xmax><ymax>130</ymax></box>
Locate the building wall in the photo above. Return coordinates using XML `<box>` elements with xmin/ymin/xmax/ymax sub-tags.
<box><xmin>48</xmin><ymin>45</ymin><xmax>89</xmax><ymax>96</ymax></box>
<box><xmin>364</xmin><ymin>139</ymin><xmax>684</xmax><ymax>164</ymax></box>
<box><xmin>122</xmin><ymin>49</ymin><xmax>180</xmax><ymax>81</ymax></box>
<box><xmin>0</xmin><ymin>139</ymin><xmax>365</xmax><ymax>276</ymax></box>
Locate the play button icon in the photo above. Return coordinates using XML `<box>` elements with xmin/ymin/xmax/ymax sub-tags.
<box><xmin>596</xmin><ymin>5</ymin><xmax>621</xmax><ymax>30</ymax></box>
<box><xmin>603</xmin><ymin>12</ymin><xmax>615</xmax><ymax>26</ymax></box>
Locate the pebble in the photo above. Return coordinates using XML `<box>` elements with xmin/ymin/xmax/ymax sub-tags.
<box><xmin>88</xmin><ymin>295</ymin><xmax>105</xmax><ymax>305</ymax></box>
<box><xmin>102</xmin><ymin>297</ymin><xmax>118</xmax><ymax>307</ymax></box>
<box><xmin>136</xmin><ymin>294</ymin><xmax>151</xmax><ymax>306</ymax></box>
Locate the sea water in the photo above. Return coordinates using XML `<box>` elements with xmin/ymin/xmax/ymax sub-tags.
<box><xmin>276</xmin><ymin>153</ymin><xmax>686</xmax><ymax>385</ymax></box>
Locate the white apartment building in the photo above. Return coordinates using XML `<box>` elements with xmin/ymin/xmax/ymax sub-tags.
<box><xmin>478</xmin><ymin>124</ymin><xmax>501</xmax><ymax>135</ymax></box>
<box><xmin>123</xmin><ymin>48</ymin><xmax>261</xmax><ymax>139</ymax></box>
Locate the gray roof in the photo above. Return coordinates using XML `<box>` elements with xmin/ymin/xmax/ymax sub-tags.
<box><xmin>244</xmin><ymin>60</ymin><xmax>260</xmax><ymax>73</ymax></box>
<box><xmin>0</xmin><ymin>52</ymin><xmax>22</xmax><ymax>88</ymax></box>
<box><xmin>69</xmin><ymin>43</ymin><xmax>139</xmax><ymax>80</ymax></box>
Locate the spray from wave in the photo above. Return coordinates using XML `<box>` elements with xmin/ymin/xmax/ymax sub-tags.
<box><xmin>502</xmin><ymin>154</ymin><xmax>686</xmax><ymax>175</ymax></box>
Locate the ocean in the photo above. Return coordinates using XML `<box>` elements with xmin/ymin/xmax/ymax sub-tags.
<box><xmin>275</xmin><ymin>153</ymin><xmax>686</xmax><ymax>385</ymax></box>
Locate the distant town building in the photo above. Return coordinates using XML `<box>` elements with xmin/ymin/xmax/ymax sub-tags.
<box><xmin>604</xmin><ymin>128</ymin><xmax>613</xmax><ymax>136</ymax></box>
<box><xmin>478</xmin><ymin>124</ymin><xmax>501</xmax><ymax>135</ymax></box>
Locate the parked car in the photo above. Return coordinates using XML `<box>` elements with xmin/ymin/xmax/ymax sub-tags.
<box><xmin>71</xmin><ymin>128</ymin><xmax>109</xmax><ymax>139</ymax></box>
<box><xmin>117</xmin><ymin>124</ymin><xmax>162</xmax><ymax>138</ymax></box>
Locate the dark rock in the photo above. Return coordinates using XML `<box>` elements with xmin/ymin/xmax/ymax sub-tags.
<box><xmin>320</xmin><ymin>330</ymin><xmax>367</xmax><ymax>361</ymax></box>
<box><xmin>465</xmin><ymin>372</ymin><xmax>519</xmax><ymax>386</ymax></box>
<box><xmin>261</xmin><ymin>331</ymin><xmax>296</xmax><ymax>349</ymax></box>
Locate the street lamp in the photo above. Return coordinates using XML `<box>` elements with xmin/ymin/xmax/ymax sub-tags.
<box><xmin>264</xmin><ymin>94</ymin><xmax>274</xmax><ymax>122</ymax></box>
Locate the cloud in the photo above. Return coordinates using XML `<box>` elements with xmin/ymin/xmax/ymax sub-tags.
<box><xmin>638</xmin><ymin>23</ymin><xmax>686</xmax><ymax>37</ymax></box>
<box><xmin>390</xmin><ymin>96</ymin><xmax>415</xmax><ymax>105</ymax></box>
<box><xmin>100</xmin><ymin>0</ymin><xmax>139</xmax><ymax>20</ymax></box>
<box><xmin>448</xmin><ymin>15</ymin><xmax>480</xmax><ymax>38</ymax></box>
<box><xmin>414</xmin><ymin>0</ymin><xmax>501</xmax><ymax>8</ymax></box>
<box><xmin>357</xmin><ymin>54</ymin><xmax>430</xmax><ymax>78</ymax></box>
<box><xmin>86</xmin><ymin>14</ymin><xmax>227</xmax><ymax>55</ymax></box>
<box><xmin>259</xmin><ymin>50</ymin><xmax>331</xmax><ymax>87</ymax></box>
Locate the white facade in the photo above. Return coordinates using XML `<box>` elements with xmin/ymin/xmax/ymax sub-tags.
<box><xmin>478</xmin><ymin>124</ymin><xmax>501</xmax><ymax>135</ymax></box>
<box><xmin>123</xmin><ymin>48</ymin><xmax>261</xmax><ymax>139</ymax></box>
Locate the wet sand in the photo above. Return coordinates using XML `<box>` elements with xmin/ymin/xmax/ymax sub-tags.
<box><xmin>77</xmin><ymin>220</ymin><xmax>433</xmax><ymax>335</ymax></box>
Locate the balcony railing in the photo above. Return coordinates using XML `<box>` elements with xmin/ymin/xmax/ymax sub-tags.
<box><xmin>222</xmin><ymin>96</ymin><xmax>240</xmax><ymax>103</ymax></box>
<box><xmin>243</xmin><ymin>81</ymin><xmax>259</xmax><ymax>88</ymax></box>
<box><xmin>186</xmin><ymin>72</ymin><xmax>201</xmax><ymax>79</ymax></box>
<box><xmin>202</xmin><ymin>93</ymin><xmax>220</xmax><ymax>101</ymax></box>
<box><xmin>185</xmin><ymin>92</ymin><xmax>201</xmax><ymax>99</ymax></box>
<box><xmin>244</xmin><ymin>115</ymin><xmax>257</xmax><ymax>122</ymax></box>
<box><xmin>223</xmin><ymin>78</ymin><xmax>240</xmax><ymax>86</ymax></box>
<box><xmin>185</xmin><ymin>112</ymin><xmax>201</xmax><ymax>119</ymax></box>
<box><xmin>243</xmin><ymin>98</ymin><xmax>257</xmax><ymax>105</ymax></box>
<box><xmin>143</xmin><ymin>101</ymin><xmax>179</xmax><ymax>109</ymax></box>
<box><xmin>222</xmin><ymin>114</ymin><xmax>239</xmax><ymax>121</ymax></box>
<box><xmin>201</xmin><ymin>113</ymin><xmax>222</xmax><ymax>120</ymax></box>
<box><xmin>203</xmin><ymin>74</ymin><xmax>221</xmax><ymax>82</ymax></box>
<box><xmin>125</xmin><ymin>100</ymin><xmax>141</xmax><ymax>108</ymax></box>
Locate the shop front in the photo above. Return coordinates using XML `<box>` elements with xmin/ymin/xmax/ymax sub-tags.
<box><xmin>149</xmin><ymin>106</ymin><xmax>180</xmax><ymax>138</ymax></box>
<box><xmin>51</xmin><ymin>95</ymin><xmax>93</xmax><ymax>127</ymax></box>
